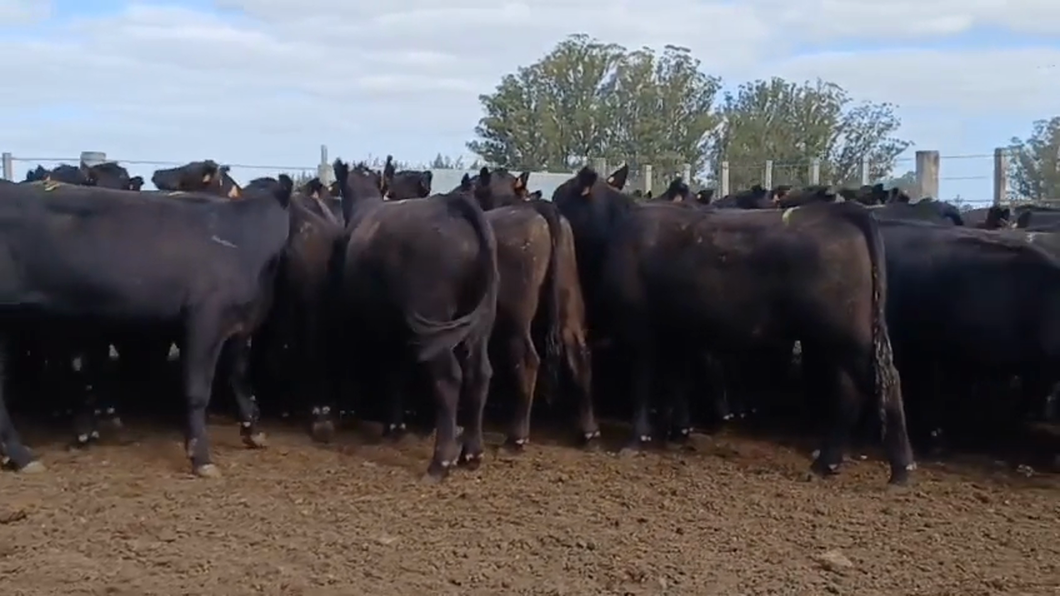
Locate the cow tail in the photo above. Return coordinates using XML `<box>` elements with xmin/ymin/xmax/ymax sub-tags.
<box><xmin>406</xmin><ymin>194</ymin><xmax>499</xmax><ymax>361</ymax></box>
<box><xmin>839</xmin><ymin>203</ymin><xmax>899</xmax><ymax>440</ymax></box>
<box><xmin>527</xmin><ymin>199</ymin><xmax>564</xmax><ymax>403</ymax></box>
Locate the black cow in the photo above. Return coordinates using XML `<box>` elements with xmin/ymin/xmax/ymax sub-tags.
<box><xmin>554</xmin><ymin>167</ymin><xmax>916</xmax><ymax>484</ymax></box>
<box><xmin>22</xmin><ymin>163</ymin><xmax>142</xmax><ymax>191</ymax></box>
<box><xmin>963</xmin><ymin>206</ymin><xmax>1011</xmax><ymax>229</ymax></box>
<box><xmin>1013</xmin><ymin>204</ymin><xmax>1060</xmax><ymax>230</ymax></box>
<box><xmin>0</xmin><ymin>177</ymin><xmax>294</xmax><ymax>475</ymax></box>
<box><xmin>647</xmin><ymin>178</ymin><xmax>692</xmax><ymax>204</ymax></box>
<box><xmin>151</xmin><ymin>160</ymin><xmax>242</xmax><ymax>198</ymax></box>
<box><xmin>381</xmin><ymin>156</ymin><xmax>432</xmax><ymax>200</ymax></box>
<box><xmin>242</xmin><ymin>177</ymin><xmax>344</xmax><ymax>424</ymax></box>
<box><xmin>878</xmin><ymin>220</ymin><xmax>1060</xmax><ymax>445</ymax></box>
<box><xmin>329</xmin><ymin>159</ymin><xmax>499</xmax><ymax>481</ymax></box>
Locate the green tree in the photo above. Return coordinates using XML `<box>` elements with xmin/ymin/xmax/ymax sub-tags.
<box><xmin>429</xmin><ymin>153</ymin><xmax>483</xmax><ymax>170</ymax></box>
<box><xmin>707</xmin><ymin>78</ymin><xmax>911</xmax><ymax>189</ymax></box>
<box><xmin>1009</xmin><ymin>117</ymin><xmax>1060</xmax><ymax>202</ymax></box>
<box><xmin>468</xmin><ymin>34</ymin><xmax>720</xmax><ymax>180</ymax></box>
<box><xmin>882</xmin><ymin>170</ymin><xmax>916</xmax><ymax>195</ymax></box>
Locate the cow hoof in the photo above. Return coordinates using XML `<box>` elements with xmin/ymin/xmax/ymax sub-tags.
<box><xmin>310</xmin><ymin>421</ymin><xmax>334</xmax><ymax>444</ymax></box>
<box><xmin>888</xmin><ymin>463</ymin><xmax>917</xmax><ymax>486</ymax></box>
<box><xmin>670</xmin><ymin>427</ymin><xmax>693</xmax><ymax>444</ymax></box>
<box><xmin>580</xmin><ymin>430</ymin><xmax>601</xmax><ymax>451</ymax></box>
<box><xmin>194</xmin><ymin>464</ymin><xmax>222</xmax><ymax>479</ymax></box>
<box><xmin>383</xmin><ymin>423</ymin><xmax>407</xmax><ymax>441</ymax></box>
<box><xmin>809</xmin><ymin>458</ymin><xmax>841</xmax><ymax>478</ymax></box>
<box><xmin>423</xmin><ymin>460</ymin><xmax>451</xmax><ymax>483</ymax></box>
<box><xmin>19</xmin><ymin>461</ymin><xmax>46</xmax><ymax>474</ymax></box>
<box><xmin>503</xmin><ymin>437</ymin><xmax>528</xmax><ymax>453</ymax></box>
<box><xmin>459</xmin><ymin>452</ymin><xmax>483</xmax><ymax>471</ymax></box>
<box><xmin>243</xmin><ymin>432</ymin><xmax>267</xmax><ymax>449</ymax></box>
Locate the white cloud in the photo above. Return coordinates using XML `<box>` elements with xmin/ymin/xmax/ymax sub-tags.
<box><xmin>0</xmin><ymin>0</ymin><xmax>1056</xmax><ymax>194</ymax></box>
<box><xmin>0</xmin><ymin>0</ymin><xmax>50</xmax><ymax>25</ymax></box>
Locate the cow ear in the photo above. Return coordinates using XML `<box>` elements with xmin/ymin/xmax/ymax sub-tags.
<box><xmin>606</xmin><ymin>163</ymin><xmax>629</xmax><ymax>190</ymax></box>
<box><xmin>515</xmin><ymin>171</ymin><xmax>529</xmax><ymax>192</ymax></box>
<box><xmin>383</xmin><ymin>155</ymin><xmax>395</xmax><ymax>179</ymax></box>
<box><xmin>460</xmin><ymin>173</ymin><xmax>472</xmax><ymax>191</ymax></box>
<box><xmin>478</xmin><ymin>166</ymin><xmax>491</xmax><ymax>186</ymax></box>
<box><xmin>575</xmin><ymin>166</ymin><xmax>597</xmax><ymax>197</ymax></box>
<box><xmin>201</xmin><ymin>161</ymin><xmax>219</xmax><ymax>183</ymax></box>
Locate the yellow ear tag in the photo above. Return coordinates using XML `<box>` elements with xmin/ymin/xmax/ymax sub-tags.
<box><xmin>782</xmin><ymin>207</ymin><xmax>796</xmax><ymax>226</ymax></box>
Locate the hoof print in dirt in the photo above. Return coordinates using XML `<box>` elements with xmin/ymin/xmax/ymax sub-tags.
<box><xmin>242</xmin><ymin>432</ymin><xmax>268</xmax><ymax>449</ymax></box>
<box><xmin>310</xmin><ymin>421</ymin><xmax>335</xmax><ymax>444</ymax></box>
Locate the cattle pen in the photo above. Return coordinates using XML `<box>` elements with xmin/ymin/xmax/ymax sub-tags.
<box><xmin>0</xmin><ymin>146</ymin><xmax>1037</xmax><ymax>206</ymax></box>
<box><xmin>1</xmin><ymin>147</ymin><xmax>1059</xmax><ymax>596</ymax></box>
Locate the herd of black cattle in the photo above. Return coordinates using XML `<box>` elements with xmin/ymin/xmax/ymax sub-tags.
<box><xmin>0</xmin><ymin>157</ymin><xmax>1057</xmax><ymax>485</ymax></box>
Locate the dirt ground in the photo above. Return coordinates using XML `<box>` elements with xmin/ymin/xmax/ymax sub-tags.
<box><xmin>1</xmin><ymin>417</ymin><xmax>1057</xmax><ymax>596</ymax></box>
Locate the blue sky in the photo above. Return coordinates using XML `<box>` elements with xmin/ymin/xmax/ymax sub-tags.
<box><xmin>1</xmin><ymin>0</ymin><xmax>1057</xmax><ymax>203</ymax></box>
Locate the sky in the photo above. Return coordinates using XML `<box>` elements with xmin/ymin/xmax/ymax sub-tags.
<box><xmin>0</xmin><ymin>0</ymin><xmax>1057</xmax><ymax>203</ymax></box>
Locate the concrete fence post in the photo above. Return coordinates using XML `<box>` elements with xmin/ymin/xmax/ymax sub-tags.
<box><xmin>1</xmin><ymin>152</ymin><xmax>12</xmax><ymax>181</ymax></box>
<box><xmin>992</xmin><ymin>147</ymin><xmax>1008</xmax><ymax>206</ymax></box>
<box><xmin>640</xmin><ymin>164</ymin><xmax>653</xmax><ymax>194</ymax></box>
<box><xmin>914</xmin><ymin>150</ymin><xmax>940</xmax><ymax>201</ymax></box>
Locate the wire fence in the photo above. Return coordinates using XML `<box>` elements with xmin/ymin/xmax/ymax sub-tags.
<box><xmin>0</xmin><ymin>147</ymin><xmax>1021</xmax><ymax>206</ymax></box>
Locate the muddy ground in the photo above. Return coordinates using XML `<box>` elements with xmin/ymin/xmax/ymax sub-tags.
<box><xmin>1</xmin><ymin>418</ymin><xmax>1057</xmax><ymax>596</ymax></box>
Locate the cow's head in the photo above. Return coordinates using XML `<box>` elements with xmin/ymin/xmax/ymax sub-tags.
<box><xmin>151</xmin><ymin>160</ymin><xmax>241</xmax><ymax>198</ymax></box>
<box><xmin>695</xmin><ymin>189</ymin><xmax>715</xmax><ymax>205</ymax></box>
<box><xmin>774</xmin><ymin>185</ymin><xmax>836</xmax><ymax>208</ymax></box>
<box><xmin>24</xmin><ymin>165</ymin><xmax>49</xmax><ymax>182</ymax></box>
<box><xmin>381</xmin><ymin>155</ymin><xmax>432</xmax><ymax>200</ymax></box>
<box><xmin>85</xmin><ymin>162</ymin><xmax>138</xmax><ymax>190</ymax></box>
<box><xmin>472</xmin><ymin>167</ymin><xmax>527</xmax><ymax>210</ymax></box>
<box><xmin>46</xmin><ymin>164</ymin><xmax>93</xmax><ymax>186</ymax></box>
<box><xmin>659</xmin><ymin>177</ymin><xmax>691</xmax><ymax>202</ymax></box>
<box><xmin>984</xmin><ymin>205</ymin><xmax>1011</xmax><ymax>229</ymax></box>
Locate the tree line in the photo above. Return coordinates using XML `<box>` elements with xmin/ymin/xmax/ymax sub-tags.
<box><xmin>452</xmin><ymin>34</ymin><xmax>1058</xmax><ymax>200</ymax></box>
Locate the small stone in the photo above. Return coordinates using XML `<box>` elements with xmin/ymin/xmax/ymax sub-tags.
<box><xmin>814</xmin><ymin>550</ymin><xmax>854</xmax><ymax>573</ymax></box>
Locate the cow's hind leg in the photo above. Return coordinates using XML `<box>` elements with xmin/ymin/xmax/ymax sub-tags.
<box><xmin>68</xmin><ymin>352</ymin><xmax>100</xmax><ymax>448</ymax></box>
<box><xmin>422</xmin><ymin>351</ymin><xmax>463</xmax><ymax>482</ymax></box>
<box><xmin>0</xmin><ymin>339</ymin><xmax>42</xmax><ymax>472</ymax></box>
<box><xmin>807</xmin><ymin>345</ymin><xmax>864</xmax><ymax>478</ymax></box>
<box><xmin>620</xmin><ymin>345</ymin><xmax>656</xmax><ymax>454</ymax></box>
<box><xmin>504</xmin><ymin>329</ymin><xmax>539</xmax><ymax>450</ymax></box>
<box><xmin>459</xmin><ymin>340</ymin><xmax>492</xmax><ymax>469</ymax></box>
<box><xmin>182</xmin><ymin>310</ymin><xmax>228</xmax><ymax>478</ymax></box>
<box><xmin>382</xmin><ymin>358</ymin><xmax>411</xmax><ymax>440</ymax></box>
<box><xmin>227</xmin><ymin>336</ymin><xmax>265</xmax><ymax>449</ymax></box>
<box><xmin>563</xmin><ymin>326</ymin><xmax>598</xmax><ymax>446</ymax></box>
